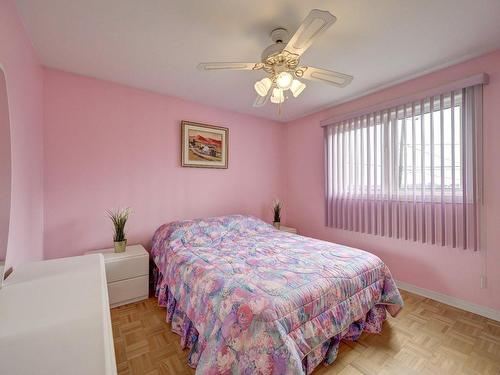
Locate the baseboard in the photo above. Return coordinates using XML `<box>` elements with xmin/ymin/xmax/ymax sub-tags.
<box><xmin>395</xmin><ymin>280</ymin><xmax>500</xmax><ymax>322</ymax></box>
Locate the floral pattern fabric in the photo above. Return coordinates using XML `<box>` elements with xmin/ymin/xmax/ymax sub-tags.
<box><xmin>151</xmin><ymin>215</ymin><xmax>403</xmax><ymax>374</ymax></box>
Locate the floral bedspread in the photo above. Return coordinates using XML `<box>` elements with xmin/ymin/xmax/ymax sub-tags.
<box><xmin>151</xmin><ymin>215</ymin><xmax>403</xmax><ymax>374</ymax></box>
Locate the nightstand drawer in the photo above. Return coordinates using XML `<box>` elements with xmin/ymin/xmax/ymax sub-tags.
<box><xmin>105</xmin><ymin>255</ymin><xmax>148</xmax><ymax>283</ymax></box>
<box><xmin>108</xmin><ymin>275</ymin><xmax>148</xmax><ymax>307</ymax></box>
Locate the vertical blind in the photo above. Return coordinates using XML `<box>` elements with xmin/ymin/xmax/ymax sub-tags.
<box><xmin>324</xmin><ymin>84</ymin><xmax>483</xmax><ymax>250</ymax></box>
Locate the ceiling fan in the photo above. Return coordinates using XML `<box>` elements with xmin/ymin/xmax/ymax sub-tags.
<box><xmin>197</xmin><ymin>9</ymin><xmax>353</xmax><ymax>109</ymax></box>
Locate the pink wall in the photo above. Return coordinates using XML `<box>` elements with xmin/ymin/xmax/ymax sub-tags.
<box><xmin>43</xmin><ymin>69</ymin><xmax>286</xmax><ymax>258</ymax></box>
<box><xmin>284</xmin><ymin>50</ymin><xmax>500</xmax><ymax>311</ymax></box>
<box><xmin>0</xmin><ymin>0</ymin><xmax>44</xmax><ymax>271</ymax></box>
<box><xmin>38</xmin><ymin>16</ymin><xmax>500</xmax><ymax>311</ymax></box>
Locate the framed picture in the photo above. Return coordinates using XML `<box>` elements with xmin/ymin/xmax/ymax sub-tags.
<box><xmin>181</xmin><ymin>121</ymin><xmax>228</xmax><ymax>169</ymax></box>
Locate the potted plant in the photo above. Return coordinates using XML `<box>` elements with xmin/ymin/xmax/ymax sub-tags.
<box><xmin>107</xmin><ymin>207</ymin><xmax>131</xmax><ymax>253</ymax></box>
<box><xmin>272</xmin><ymin>199</ymin><xmax>282</xmax><ymax>229</ymax></box>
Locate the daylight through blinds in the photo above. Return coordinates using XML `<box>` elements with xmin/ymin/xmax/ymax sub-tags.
<box><xmin>324</xmin><ymin>85</ymin><xmax>483</xmax><ymax>250</ymax></box>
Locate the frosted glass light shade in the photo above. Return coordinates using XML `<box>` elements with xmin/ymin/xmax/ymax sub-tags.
<box><xmin>276</xmin><ymin>72</ymin><xmax>293</xmax><ymax>90</ymax></box>
<box><xmin>270</xmin><ymin>88</ymin><xmax>284</xmax><ymax>104</ymax></box>
<box><xmin>254</xmin><ymin>77</ymin><xmax>272</xmax><ymax>97</ymax></box>
<box><xmin>290</xmin><ymin>80</ymin><xmax>306</xmax><ymax>98</ymax></box>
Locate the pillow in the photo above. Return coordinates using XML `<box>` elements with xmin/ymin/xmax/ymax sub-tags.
<box><xmin>169</xmin><ymin>216</ymin><xmax>229</xmax><ymax>247</ymax></box>
<box><xmin>151</xmin><ymin>215</ymin><xmax>274</xmax><ymax>277</ymax></box>
<box><xmin>224</xmin><ymin>215</ymin><xmax>275</xmax><ymax>238</ymax></box>
<box><xmin>159</xmin><ymin>215</ymin><xmax>274</xmax><ymax>250</ymax></box>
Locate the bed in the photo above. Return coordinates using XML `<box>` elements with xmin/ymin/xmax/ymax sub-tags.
<box><xmin>151</xmin><ymin>215</ymin><xmax>403</xmax><ymax>374</ymax></box>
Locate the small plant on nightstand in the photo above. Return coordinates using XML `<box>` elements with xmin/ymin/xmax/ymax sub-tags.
<box><xmin>272</xmin><ymin>199</ymin><xmax>282</xmax><ymax>229</ymax></box>
<box><xmin>106</xmin><ymin>207</ymin><xmax>132</xmax><ymax>253</ymax></box>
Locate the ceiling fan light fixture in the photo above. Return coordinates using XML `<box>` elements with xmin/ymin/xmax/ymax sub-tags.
<box><xmin>254</xmin><ymin>77</ymin><xmax>272</xmax><ymax>97</ymax></box>
<box><xmin>270</xmin><ymin>88</ymin><xmax>284</xmax><ymax>104</ymax></box>
<box><xmin>276</xmin><ymin>71</ymin><xmax>293</xmax><ymax>90</ymax></box>
<box><xmin>197</xmin><ymin>9</ymin><xmax>353</xmax><ymax>110</ymax></box>
<box><xmin>290</xmin><ymin>79</ymin><xmax>306</xmax><ymax>98</ymax></box>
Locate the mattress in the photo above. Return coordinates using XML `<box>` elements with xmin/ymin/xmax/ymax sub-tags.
<box><xmin>151</xmin><ymin>215</ymin><xmax>403</xmax><ymax>374</ymax></box>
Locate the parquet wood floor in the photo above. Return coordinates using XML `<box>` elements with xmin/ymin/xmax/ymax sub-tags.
<box><xmin>111</xmin><ymin>290</ymin><xmax>500</xmax><ymax>375</ymax></box>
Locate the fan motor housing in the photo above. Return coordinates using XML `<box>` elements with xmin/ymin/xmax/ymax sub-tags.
<box><xmin>261</xmin><ymin>28</ymin><xmax>290</xmax><ymax>62</ymax></box>
<box><xmin>270</xmin><ymin>28</ymin><xmax>289</xmax><ymax>43</ymax></box>
<box><xmin>261</xmin><ymin>43</ymin><xmax>286</xmax><ymax>62</ymax></box>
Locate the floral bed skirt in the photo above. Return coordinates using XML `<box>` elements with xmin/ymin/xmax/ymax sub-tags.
<box><xmin>155</xmin><ymin>269</ymin><xmax>389</xmax><ymax>375</ymax></box>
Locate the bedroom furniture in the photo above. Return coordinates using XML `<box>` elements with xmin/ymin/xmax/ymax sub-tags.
<box><xmin>279</xmin><ymin>225</ymin><xmax>297</xmax><ymax>234</ymax></box>
<box><xmin>0</xmin><ymin>254</ymin><xmax>116</xmax><ymax>375</ymax></box>
<box><xmin>150</xmin><ymin>214</ymin><xmax>403</xmax><ymax>374</ymax></box>
<box><xmin>85</xmin><ymin>244</ymin><xmax>149</xmax><ymax>307</ymax></box>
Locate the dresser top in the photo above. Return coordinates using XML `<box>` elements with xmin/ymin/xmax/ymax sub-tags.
<box><xmin>85</xmin><ymin>244</ymin><xmax>148</xmax><ymax>260</ymax></box>
<box><xmin>0</xmin><ymin>255</ymin><xmax>116</xmax><ymax>375</ymax></box>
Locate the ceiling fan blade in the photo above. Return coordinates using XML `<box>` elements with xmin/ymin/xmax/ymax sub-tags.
<box><xmin>284</xmin><ymin>9</ymin><xmax>336</xmax><ymax>57</ymax></box>
<box><xmin>197</xmin><ymin>62</ymin><xmax>262</xmax><ymax>71</ymax></box>
<box><xmin>298</xmin><ymin>66</ymin><xmax>353</xmax><ymax>87</ymax></box>
<box><xmin>253</xmin><ymin>92</ymin><xmax>270</xmax><ymax>107</ymax></box>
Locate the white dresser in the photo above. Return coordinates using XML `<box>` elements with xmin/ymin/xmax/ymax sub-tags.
<box><xmin>85</xmin><ymin>244</ymin><xmax>149</xmax><ymax>307</ymax></box>
<box><xmin>0</xmin><ymin>255</ymin><xmax>116</xmax><ymax>375</ymax></box>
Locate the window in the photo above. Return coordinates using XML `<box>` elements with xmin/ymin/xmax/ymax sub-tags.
<box><xmin>324</xmin><ymin>84</ymin><xmax>483</xmax><ymax>250</ymax></box>
<box><xmin>398</xmin><ymin>95</ymin><xmax>462</xmax><ymax>196</ymax></box>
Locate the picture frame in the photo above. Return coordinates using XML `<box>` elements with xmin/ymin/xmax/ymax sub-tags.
<box><xmin>181</xmin><ymin>120</ymin><xmax>228</xmax><ymax>169</ymax></box>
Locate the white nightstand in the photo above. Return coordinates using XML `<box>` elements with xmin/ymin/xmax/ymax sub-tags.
<box><xmin>279</xmin><ymin>225</ymin><xmax>298</xmax><ymax>234</ymax></box>
<box><xmin>85</xmin><ymin>244</ymin><xmax>149</xmax><ymax>308</ymax></box>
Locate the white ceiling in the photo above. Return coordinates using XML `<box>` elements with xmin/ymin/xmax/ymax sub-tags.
<box><xmin>15</xmin><ymin>0</ymin><xmax>500</xmax><ymax>122</ymax></box>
